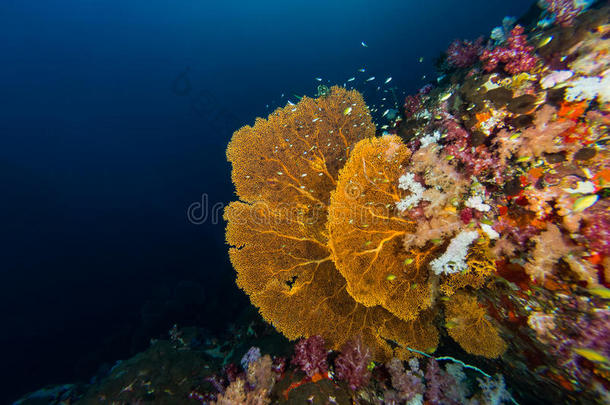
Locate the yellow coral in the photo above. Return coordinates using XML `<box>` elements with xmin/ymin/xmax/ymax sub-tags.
<box><xmin>225</xmin><ymin>87</ymin><xmax>437</xmax><ymax>360</ymax></box>
<box><xmin>328</xmin><ymin>135</ymin><xmax>437</xmax><ymax>321</ymax></box>
<box><xmin>440</xmin><ymin>239</ymin><xmax>496</xmax><ymax>296</ymax></box>
<box><xmin>444</xmin><ymin>291</ymin><xmax>507</xmax><ymax>358</ymax></box>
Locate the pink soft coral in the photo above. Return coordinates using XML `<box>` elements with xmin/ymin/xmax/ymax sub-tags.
<box><xmin>334</xmin><ymin>336</ymin><xmax>373</xmax><ymax>391</ymax></box>
<box><xmin>291</xmin><ymin>335</ymin><xmax>328</xmax><ymax>378</ymax></box>
<box><xmin>446</xmin><ymin>37</ymin><xmax>484</xmax><ymax>68</ymax></box>
<box><xmin>480</xmin><ymin>25</ymin><xmax>539</xmax><ymax>75</ymax></box>
<box><xmin>545</xmin><ymin>0</ymin><xmax>582</xmax><ymax>27</ymax></box>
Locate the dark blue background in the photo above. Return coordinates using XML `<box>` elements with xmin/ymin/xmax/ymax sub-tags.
<box><xmin>0</xmin><ymin>0</ymin><xmax>533</xmax><ymax>401</ymax></box>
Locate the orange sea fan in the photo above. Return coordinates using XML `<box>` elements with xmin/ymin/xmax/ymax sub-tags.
<box><xmin>227</xmin><ymin>86</ymin><xmax>374</xmax><ymax>206</ymax></box>
<box><xmin>444</xmin><ymin>291</ymin><xmax>507</xmax><ymax>358</ymax></box>
<box><xmin>440</xmin><ymin>239</ymin><xmax>496</xmax><ymax>296</ymax></box>
<box><xmin>225</xmin><ymin>87</ymin><xmax>437</xmax><ymax>360</ymax></box>
<box><xmin>327</xmin><ymin>135</ymin><xmax>437</xmax><ymax>321</ymax></box>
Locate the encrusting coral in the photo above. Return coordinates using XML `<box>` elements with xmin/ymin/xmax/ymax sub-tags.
<box><xmin>225</xmin><ymin>87</ymin><xmax>439</xmax><ymax>360</ymax></box>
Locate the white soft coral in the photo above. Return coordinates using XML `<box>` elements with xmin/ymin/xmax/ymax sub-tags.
<box><xmin>396</xmin><ymin>172</ymin><xmax>426</xmax><ymax>212</ymax></box>
<box><xmin>429</xmin><ymin>230</ymin><xmax>479</xmax><ymax>275</ymax></box>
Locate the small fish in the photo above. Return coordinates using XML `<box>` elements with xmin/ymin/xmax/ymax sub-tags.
<box><xmin>382</xmin><ymin>109</ymin><xmax>389</xmax><ymax>117</ymax></box>
<box><xmin>384</xmin><ymin>77</ymin><xmax>392</xmax><ymax>84</ymax></box>
<box><xmin>422</xmin><ymin>74</ymin><xmax>427</xmax><ymax>80</ymax></box>
<box><xmin>293</xmin><ymin>94</ymin><xmax>303</xmax><ymax>100</ymax></box>
<box><xmin>444</xmin><ymin>205</ymin><xmax>457</xmax><ymax>214</ymax></box>
<box><xmin>589</xmin><ymin>287</ymin><xmax>610</xmax><ymax>299</ymax></box>
<box><xmin>440</xmin><ymin>92</ymin><xmax>452</xmax><ymax>101</ymax></box>
<box><xmin>366</xmin><ymin>76</ymin><xmax>375</xmax><ymax>82</ymax></box>
<box><xmin>312</xmin><ymin>118</ymin><xmax>320</xmax><ymax>122</ymax></box>
<box><xmin>573</xmin><ymin>348</ymin><xmax>610</xmax><ymax>364</ymax></box>
<box><xmin>287</xmin><ymin>101</ymin><xmax>295</xmax><ymax>106</ymax></box>
<box><xmin>445</xmin><ymin>321</ymin><xmax>457</xmax><ymax>329</ymax></box>
<box><xmin>440</xmin><ymin>296</ymin><xmax>450</xmax><ymax>301</ymax></box>
<box><xmin>386</xmin><ymin>274</ymin><xmax>397</xmax><ymax>281</ymax></box>
<box><xmin>343</xmin><ymin>106</ymin><xmax>353</xmax><ymax>115</ymax></box>
<box><xmin>404</xmin><ymin>258</ymin><xmax>413</xmax><ymax>265</ymax></box>
<box><xmin>358</xmin><ymin>68</ymin><xmax>366</xmax><ymax>72</ymax></box>
<box><xmin>347</xmin><ymin>77</ymin><xmax>355</xmax><ymax>82</ymax></box>
<box><xmin>573</xmin><ymin>194</ymin><xmax>598</xmax><ymax>212</ymax></box>
<box><xmin>315</xmin><ymin>77</ymin><xmax>322</xmax><ymax>81</ymax></box>
<box><xmin>381</xmin><ymin>125</ymin><xmax>389</xmax><ymax>129</ymax></box>
<box><xmin>538</xmin><ymin>35</ymin><xmax>553</xmax><ymax>47</ymax></box>
<box><xmin>361</xmin><ymin>41</ymin><xmax>368</xmax><ymax>47</ymax></box>
<box><xmin>516</xmin><ymin>156</ymin><xmax>530</xmax><ymax>163</ymax></box>
<box><xmin>418</xmin><ymin>57</ymin><xmax>424</xmax><ymax>63</ymax></box>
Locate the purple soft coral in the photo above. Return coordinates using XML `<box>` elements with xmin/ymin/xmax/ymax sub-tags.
<box><xmin>291</xmin><ymin>335</ymin><xmax>328</xmax><ymax>378</ymax></box>
<box><xmin>424</xmin><ymin>358</ymin><xmax>461</xmax><ymax>405</ymax></box>
<box><xmin>545</xmin><ymin>0</ymin><xmax>582</xmax><ymax>27</ymax></box>
<box><xmin>447</xmin><ymin>37</ymin><xmax>484</xmax><ymax>68</ymax></box>
<box><xmin>385</xmin><ymin>358</ymin><xmax>425</xmax><ymax>403</ymax></box>
<box><xmin>440</xmin><ymin>112</ymin><xmax>504</xmax><ymax>182</ymax></box>
<box><xmin>480</xmin><ymin>25</ymin><xmax>539</xmax><ymax>75</ymax></box>
<box><xmin>404</xmin><ymin>94</ymin><xmax>422</xmax><ymax>119</ymax></box>
<box><xmin>334</xmin><ymin>336</ymin><xmax>373</xmax><ymax>391</ymax></box>
<box><xmin>582</xmin><ymin>210</ymin><xmax>610</xmax><ymax>256</ymax></box>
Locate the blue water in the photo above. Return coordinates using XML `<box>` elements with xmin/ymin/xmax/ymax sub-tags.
<box><xmin>0</xmin><ymin>0</ymin><xmax>533</xmax><ymax>401</ymax></box>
